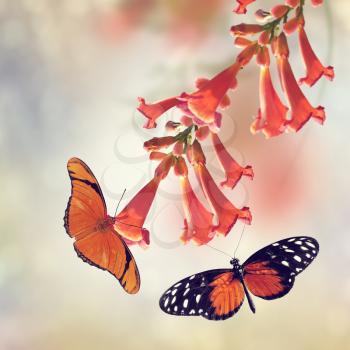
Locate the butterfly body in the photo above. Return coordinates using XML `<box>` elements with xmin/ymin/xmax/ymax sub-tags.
<box><xmin>95</xmin><ymin>216</ymin><xmax>115</xmax><ymax>232</ymax></box>
<box><xmin>229</xmin><ymin>258</ymin><xmax>256</xmax><ymax>314</ymax></box>
<box><xmin>64</xmin><ymin>157</ymin><xmax>140</xmax><ymax>294</ymax></box>
<box><xmin>159</xmin><ymin>236</ymin><xmax>319</xmax><ymax>320</ymax></box>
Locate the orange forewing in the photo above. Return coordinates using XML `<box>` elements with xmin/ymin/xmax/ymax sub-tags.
<box><xmin>64</xmin><ymin>157</ymin><xmax>140</xmax><ymax>294</ymax></box>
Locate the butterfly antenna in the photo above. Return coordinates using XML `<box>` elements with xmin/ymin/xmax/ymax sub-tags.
<box><xmin>206</xmin><ymin>244</ymin><xmax>233</xmax><ymax>259</ymax></box>
<box><xmin>115</xmin><ymin>220</ymin><xmax>144</xmax><ymax>229</ymax></box>
<box><xmin>233</xmin><ymin>223</ymin><xmax>246</xmax><ymax>258</ymax></box>
<box><xmin>114</xmin><ymin>188</ymin><xmax>126</xmax><ymax>217</ymax></box>
<box><xmin>114</xmin><ymin>189</ymin><xmax>144</xmax><ymax>230</ymax></box>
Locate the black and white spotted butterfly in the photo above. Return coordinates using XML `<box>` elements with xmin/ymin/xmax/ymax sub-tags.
<box><xmin>159</xmin><ymin>236</ymin><xmax>319</xmax><ymax>321</ymax></box>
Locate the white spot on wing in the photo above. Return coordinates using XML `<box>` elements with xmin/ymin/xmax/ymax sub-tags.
<box><xmin>294</xmin><ymin>255</ymin><xmax>302</xmax><ymax>262</ymax></box>
<box><xmin>306</xmin><ymin>242</ymin><xmax>316</xmax><ymax>248</ymax></box>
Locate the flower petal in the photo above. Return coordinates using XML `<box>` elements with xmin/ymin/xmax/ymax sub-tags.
<box><xmin>193</xmin><ymin>162</ymin><xmax>252</xmax><ymax>236</ymax></box>
<box><xmin>252</xmin><ymin>65</ymin><xmax>289</xmax><ymax>138</ymax></box>
<box><xmin>277</xmin><ymin>56</ymin><xmax>325</xmax><ymax>131</ymax></box>
<box><xmin>231</xmin><ymin>24</ymin><xmax>264</xmax><ymax>36</ymax></box>
<box><xmin>298</xmin><ymin>26</ymin><xmax>334</xmax><ymax>87</ymax></box>
<box><xmin>274</xmin><ymin>33</ymin><xmax>326</xmax><ymax>131</ymax></box>
<box><xmin>179</xmin><ymin>176</ymin><xmax>215</xmax><ymax>245</ymax></box>
<box><xmin>115</xmin><ymin>177</ymin><xmax>161</xmax><ymax>242</ymax></box>
<box><xmin>137</xmin><ymin>96</ymin><xmax>180</xmax><ymax>128</ymax></box>
<box><xmin>187</xmin><ymin>63</ymin><xmax>240</xmax><ymax>124</ymax></box>
<box><xmin>114</xmin><ymin>155</ymin><xmax>173</xmax><ymax>243</ymax></box>
<box><xmin>144</xmin><ymin>136</ymin><xmax>177</xmax><ymax>151</ymax></box>
<box><xmin>211</xmin><ymin>133</ymin><xmax>254</xmax><ymax>188</ymax></box>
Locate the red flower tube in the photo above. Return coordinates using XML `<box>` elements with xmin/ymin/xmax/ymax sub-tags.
<box><xmin>236</xmin><ymin>42</ymin><xmax>259</xmax><ymax>67</ymax></box>
<box><xmin>137</xmin><ymin>96</ymin><xmax>181</xmax><ymax>129</ymax></box>
<box><xmin>211</xmin><ymin>133</ymin><xmax>253</xmax><ymax>188</ymax></box>
<box><xmin>298</xmin><ymin>26</ymin><xmax>334</xmax><ymax>87</ymax></box>
<box><xmin>230</xmin><ymin>24</ymin><xmax>263</xmax><ymax>36</ymax></box>
<box><xmin>194</xmin><ymin>163</ymin><xmax>252</xmax><ymax>235</ymax></box>
<box><xmin>144</xmin><ymin>136</ymin><xmax>177</xmax><ymax>151</ymax></box>
<box><xmin>252</xmin><ymin>47</ymin><xmax>289</xmax><ymax>138</ymax></box>
<box><xmin>274</xmin><ymin>33</ymin><xmax>326</xmax><ymax>132</ymax></box>
<box><xmin>114</xmin><ymin>154</ymin><xmax>174</xmax><ymax>245</ymax></box>
<box><xmin>188</xmin><ymin>141</ymin><xmax>252</xmax><ymax>236</ymax></box>
<box><xmin>176</xmin><ymin>159</ymin><xmax>215</xmax><ymax>245</ymax></box>
<box><xmin>139</xmin><ymin>61</ymin><xmax>240</xmax><ymax>128</ymax></box>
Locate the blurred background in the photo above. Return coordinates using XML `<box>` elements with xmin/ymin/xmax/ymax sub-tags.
<box><xmin>0</xmin><ymin>0</ymin><xmax>349</xmax><ymax>349</ymax></box>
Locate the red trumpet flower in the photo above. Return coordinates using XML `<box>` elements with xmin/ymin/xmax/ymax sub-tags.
<box><xmin>252</xmin><ymin>47</ymin><xmax>289</xmax><ymax>138</ymax></box>
<box><xmin>187</xmin><ymin>62</ymin><xmax>240</xmax><ymax>124</ymax></box>
<box><xmin>274</xmin><ymin>33</ymin><xmax>325</xmax><ymax>132</ymax></box>
<box><xmin>231</xmin><ymin>24</ymin><xmax>263</xmax><ymax>36</ymax></box>
<box><xmin>211</xmin><ymin>133</ymin><xmax>253</xmax><ymax>188</ymax></box>
<box><xmin>176</xmin><ymin>159</ymin><xmax>215</xmax><ymax>245</ymax></box>
<box><xmin>138</xmin><ymin>96</ymin><xmax>180</xmax><ymax>129</ymax></box>
<box><xmin>114</xmin><ymin>154</ymin><xmax>174</xmax><ymax>245</ymax></box>
<box><xmin>144</xmin><ymin>136</ymin><xmax>177</xmax><ymax>151</ymax></box>
<box><xmin>188</xmin><ymin>141</ymin><xmax>252</xmax><ymax>236</ymax></box>
<box><xmin>298</xmin><ymin>26</ymin><xmax>334</xmax><ymax>87</ymax></box>
<box><xmin>138</xmin><ymin>62</ymin><xmax>240</xmax><ymax>128</ymax></box>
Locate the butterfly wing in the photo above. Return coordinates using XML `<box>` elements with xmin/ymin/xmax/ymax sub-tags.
<box><xmin>159</xmin><ymin>269</ymin><xmax>245</xmax><ymax>321</ymax></box>
<box><xmin>64</xmin><ymin>157</ymin><xmax>107</xmax><ymax>240</ymax></box>
<box><xmin>64</xmin><ymin>157</ymin><xmax>140</xmax><ymax>294</ymax></box>
<box><xmin>242</xmin><ymin>236</ymin><xmax>319</xmax><ymax>300</ymax></box>
<box><xmin>74</xmin><ymin>228</ymin><xmax>140</xmax><ymax>294</ymax></box>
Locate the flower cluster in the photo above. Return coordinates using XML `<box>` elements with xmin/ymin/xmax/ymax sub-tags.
<box><xmin>118</xmin><ymin>0</ymin><xmax>333</xmax><ymax>247</ymax></box>
<box><xmin>232</xmin><ymin>0</ymin><xmax>334</xmax><ymax>137</ymax></box>
<box><xmin>141</xmin><ymin>121</ymin><xmax>253</xmax><ymax>245</ymax></box>
<box><xmin>139</xmin><ymin>0</ymin><xmax>333</xmax><ymax>138</ymax></box>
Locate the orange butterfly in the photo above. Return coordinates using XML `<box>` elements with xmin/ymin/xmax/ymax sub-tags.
<box><xmin>64</xmin><ymin>157</ymin><xmax>140</xmax><ymax>294</ymax></box>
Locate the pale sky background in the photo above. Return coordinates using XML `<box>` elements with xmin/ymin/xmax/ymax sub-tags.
<box><xmin>0</xmin><ymin>1</ymin><xmax>349</xmax><ymax>349</ymax></box>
